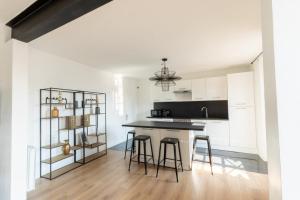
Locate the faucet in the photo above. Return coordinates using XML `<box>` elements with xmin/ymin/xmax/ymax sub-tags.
<box><xmin>201</xmin><ymin>106</ymin><xmax>208</xmax><ymax>118</ymax></box>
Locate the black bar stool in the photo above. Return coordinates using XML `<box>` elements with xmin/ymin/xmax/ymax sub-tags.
<box><xmin>124</xmin><ymin>130</ymin><xmax>135</xmax><ymax>159</ymax></box>
<box><xmin>192</xmin><ymin>135</ymin><xmax>213</xmax><ymax>175</ymax></box>
<box><xmin>128</xmin><ymin>135</ymin><xmax>155</xmax><ymax>175</ymax></box>
<box><xmin>156</xmin><ymin>137</ymin><xmax>183</xmax><ymax>182</ymax></box>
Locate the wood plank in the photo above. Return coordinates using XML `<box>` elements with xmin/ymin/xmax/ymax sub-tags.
<box><xmin>41</xmin><ymin>153</ymin><xmax>73</xmax><ymax>164</ymax></box>
<box><xmin>41</xmin><ymin>143</ymin><xmax>64</xmax><ymax>149</ymax></box>
<box><xmin>84</xmin><ymin>142</ymin><xmax>106</xmax><ymax>149</ymax></box>
<box><xmin>42</xmin><ymin>163</ymin><xmax>82</xmax><ymax>179</ymax></box>
<box><xmin>59</xmin><ymin>125</ymin><xmax>96</xmax><ymax>131</ymax></box>
<box><xmin>28</xmin><ymin>150</ymin><xmax>268</xmax><ymax>200</ymax></box>
<box><xmin>78</xmin><ymin>151</ymin><xmax>106</xmax><ymax>163</ymax></box>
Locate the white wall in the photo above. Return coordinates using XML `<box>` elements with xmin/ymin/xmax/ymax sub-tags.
<box><xmin>252</xmin><ymin>56</ymin><xmax>267</xmax><ymax>161</ymax></box>
<box><xmin>28</xmin><ymin>47</ymin><xmax>138</xmax><ymax>178</ymax></box>
<box><xmin>0</xmin><ymin>23</ymin><xmax>29</xmax><ymax>200</ymax></box>
<box><xmin>0</xmin><ymin>23</ymin><xmax>13</xmax><ymax>200</ymax></box>
<box><xmin>262</xmin><ymin>0</ymin><xmax>300</xmax><ymax>199</ymax></box>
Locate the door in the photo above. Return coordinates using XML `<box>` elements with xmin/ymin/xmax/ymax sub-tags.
<box><xmin>192</xmin><ymin>79</ymin><xmax>207</xmax><ymax>101</ymax></box>
<box><xmin>229</xmin><ymin>106</ymin><xmax>256</xmax><ymax>148</ymax></box>
<box><xmin>227</xmin><ymin>72</ymin><xmax>255</xmax><ymax>106</ymax></box>
<box><xmin>206</xmin><ymin>120</ymin><xmax>230</xmax><ymax>146</ymax></box>
<box><xmin>206</xmin><ymin>76</ymin><xmax>228</xmax><ymax>100</ymax></box>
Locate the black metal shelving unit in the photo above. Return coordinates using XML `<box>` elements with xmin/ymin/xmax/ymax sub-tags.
<box><xmin>40</xmin><ymin>87</ymin><xmax>107</xmax><ymax>180</ymax></box>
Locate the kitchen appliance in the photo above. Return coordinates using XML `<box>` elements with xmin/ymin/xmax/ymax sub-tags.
<box><xmin>161</xmin><ymin>109</ymin><xmax>171</xmax><ymax>117</ymax></box>
<box><xmin>151</xmin><ymin>109</ymin><xmax>162</xmax><ymax>117</ymax></box>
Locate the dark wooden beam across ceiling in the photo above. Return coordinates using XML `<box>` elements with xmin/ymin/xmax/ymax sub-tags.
<box><xmin>6</xmin><ymin>0</ymin><xmax>113</xmax><ymax>43</ymax></box>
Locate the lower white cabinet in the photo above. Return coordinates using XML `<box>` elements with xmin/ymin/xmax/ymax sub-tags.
<box><xmin>206</xmin><ymin>120</ymin><xmax>230</xmax><ymax>146</ymax></box>
<box><xmin>229</xmin><ymin>106</ymin><xmax>256</xmax><ymax>149</ymax></box>
<box><xmin>191</xmin><ymin>120</ymin><xmax>229</xmax><ymax>148</ymax></box>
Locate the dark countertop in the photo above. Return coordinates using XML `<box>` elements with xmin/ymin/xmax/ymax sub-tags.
<box><xmin>146</xmin><ymin>116</ymin><xmax>229</xmax><ymax>121</ymax></box>
<box><xmin>122</xmin><ymin>121</ymin><xmax>205</xmax><ymax>131</ymax></box>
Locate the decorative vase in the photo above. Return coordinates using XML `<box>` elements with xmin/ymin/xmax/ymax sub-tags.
<box><xmin>51</xmin><ymin>107</ymin><xmax>59</xmax><ymax>118</ymax></box>
<box><xmin>83</xmin><ymin>114</ymin><xmax>90</xmax><ymax>127</ymax></box>
<box><xmin>62</xmin><ymin>140</ymin><xmax>71</xmax><ymax>155</ymax></box>
<box><xmin>95</xmin><ymin>107</ymin><xmax>100</xmax><ymax>114</ymax></box>
<box><xmin>57</xmin><ymin>91</ymin><xmax>63</xmax><ymax>103</ymax></box>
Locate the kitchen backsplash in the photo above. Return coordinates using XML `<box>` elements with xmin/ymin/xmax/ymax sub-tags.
<box><xmin>153</xmin><ymin>101</ymin><xmax>228</xmax><ymax>119</ymax></box>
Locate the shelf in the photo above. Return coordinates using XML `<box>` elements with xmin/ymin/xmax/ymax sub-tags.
<box><xmin>87</xmin><ymin>132</ymin><xmax>106</xmax><ymax>136</ymax></box>
<box><xmin>59</xmin><ymin>125</ymin><xmax>96</xmax><ymax>131</ymax></box>
<box><xmin>41</xmin><ymin>116</ymin><xmax>72</xmax><ymax>119</ymax></box>
<box><xmin>41</xmin><ymin>143</ymin><xmax>64</xmax><ymax>149</ymax></box>
<box><xmin>42</xmin><ymin>162</ymin><xmax>82</xmax><ymax>179</ymax></box>
<box><xmin>71</xmin><ymin>145</ymin><xmax>82</xmax><ymax>151</ymax></box>
<box><xmin>42</xmin><ymin>103</ymin><xmax>73</xmax><ymax>105</ymax></box>
<box><xmin>84</xmin><ymin>142</ymin><xmax>106</xmax><ymax>149</ymax></box>
<box><xmin>41</xmin><ymin>153</ymin><xmax>74</xmax><ymax>164</ymax></box>
<box><xmin>41</xmin><ymin>114</ymin><xmax>104</xmax><ymax>119</ymax></box>
<box><xmin>85</xmin><ymin>103</ymin><xmax>106</xmax><ymax>105</ymax></box>
<box><xmin>78</xmin><ymin>151</ymin><xmax>106</xmax><ymax>163</ymax></box>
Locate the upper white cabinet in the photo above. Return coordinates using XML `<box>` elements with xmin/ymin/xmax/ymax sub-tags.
<box><xmin>192</xmin><ymin>76</ymin><xmax>227</xmax><ymax>101</ymax></box>
<box><xmin>206</xmin><ymin>76</ymin><xmax>227</xmax><ymax>100</ymax></box>
<box><xmin>174</xmin><ymin>80</ymin><xmax>192</xmax><ymax>91</ymax></box>
<box><xmin>227</xmin><ymin>72</ymin><xmax>255</xmax><ymax>106</ymax></box>
<box><xmin>151</xmin><ymin>85</ymin><xmax>175</xmax><ymax>102</ymax></box>
<box><xmin>192</xmin><ymin>79</ymin><xmax>206</xmax><ymax>101</ymax></box>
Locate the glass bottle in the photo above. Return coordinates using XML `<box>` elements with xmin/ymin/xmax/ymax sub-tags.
<box><xmin>51</xmin><ymin>107</ymin><xmax>59</xmax><ymax>118</ymax></box>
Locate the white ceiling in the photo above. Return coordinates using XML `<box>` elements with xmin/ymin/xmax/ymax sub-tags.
<box><xmin>2</xmin><ymin>0</ymin><xmax>262</xmax><ymax>78</ymax></box>
<box><xmin>0</xmin><ymin>0</ymin><xmax>35</xmax><ymax>24</ymax></box>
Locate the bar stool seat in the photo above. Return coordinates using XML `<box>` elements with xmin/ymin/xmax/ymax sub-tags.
<box><xmin>192</xmin><ymin>135</ymin><xmax>213</xmax><ymax>175</ymax></box>
<box><xmin>194</xmin><ymin>135</ymin><xmax>209</xmax><ymax>140</ymax></box>
<box><xmin>134</xmin><ymin>135</ymin><xmax>151</xmax><ymax>141</ymax></box>
<box><xmin>156</xmin><ymin>137</ymin><xmax>183</xmax><ymax>182</ymax></box>
<box><xmin>128</xmin><ymin>135</ymin><xmax>155</xmax><ymax>175</ymax></box>
<box><xmin>160</xmin><ymin>137</ymin><xmax>179</xmax><ymax>144</ymax></box>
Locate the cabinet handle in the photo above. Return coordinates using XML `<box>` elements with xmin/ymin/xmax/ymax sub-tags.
<box><xmin>143</xmin><ymin>128</ymin><xmax>154</xmax><ymax>130</ymax></box>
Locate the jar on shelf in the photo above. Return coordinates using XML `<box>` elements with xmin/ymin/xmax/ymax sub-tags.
<box><xmin>51</xmin><ymin>107</ymin><xmax>59</xmax><ymax>118</ymax></box>
<box><xmin>62</xmin><ymin>140</ymin><xmax>71</xmax><ymax>155</ymax></box>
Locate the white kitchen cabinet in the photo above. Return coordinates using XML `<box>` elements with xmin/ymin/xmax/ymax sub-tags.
<box><xmin>206</xmin><ymin>76</ymin><xmax>227</xmax><ymax>100</ymax></box>
<box><xmin>174</xmin><ymin>80</ymin><xmax>192</xmax><ymax>91</ymax></box>
<box><xmin>229</xmin><ymin>106</ymin><xmax>256</xmax><ymax>148</ymax></box>
<box><xmin>151</xmin><ymin>85</ymin><xmax>175</xmax><ymax>102</ymax></box>
<box><xmin>191</xmin><ymin>76</ymin><xmax>227</xmax><ymax>101</ymax></box>
<box><xmin>227</xmin><ymin>72</ymin><xmax>255</xmax><ymax>106</ymax></box>
<box><xmin>192</xmin><ymin>79</ymin><xmax>207</xmax><ymax>101</ymax></box>
<box><xmin>191</xmin><ymin>120</ymin><xmax>229</xmax><ymax>147</ymax></box>
<box><xmin>206</xmin><ymin>120</ymin><xmax>230</xmax><ymax>146</ymax></box>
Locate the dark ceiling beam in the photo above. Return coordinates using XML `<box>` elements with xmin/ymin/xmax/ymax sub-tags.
<box><xmin>6</xmin><ymin>0</ymin><xmax>113</xmax><ymax>43</ymax></box>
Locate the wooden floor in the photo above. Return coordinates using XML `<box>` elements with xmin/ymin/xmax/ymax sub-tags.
<box><xmin>28</xmin><ymin>150</ymin><xmax>268</xmax><ymax>200</ymax></box>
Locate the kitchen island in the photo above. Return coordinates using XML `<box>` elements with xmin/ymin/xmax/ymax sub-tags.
<box><xmin>122</xmin><ymin>121</ymin><xmax>205</xmax><ymax>170</ymax></box>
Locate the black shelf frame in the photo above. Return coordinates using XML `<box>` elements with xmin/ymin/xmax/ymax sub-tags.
<box><xmin>40</xmin><ymin>87</ymin><xmax>107</xmax><ymax>180</ymax></box>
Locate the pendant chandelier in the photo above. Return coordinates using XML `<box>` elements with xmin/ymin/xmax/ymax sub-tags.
<box><xmin>149</xmin><ymin>58</ymin><xmax>182</xmax><ymax>92</ymax></box>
